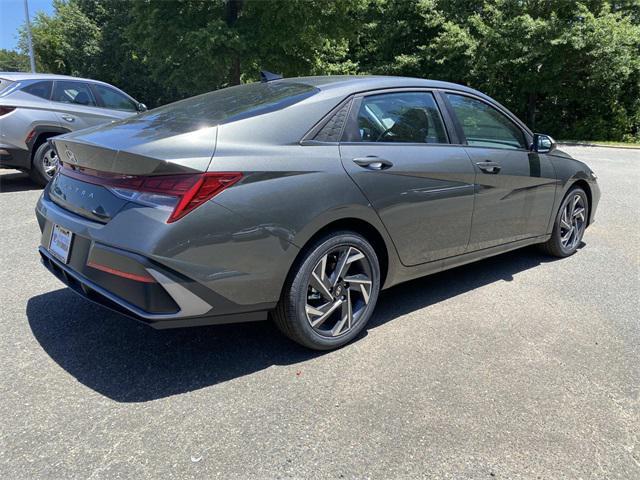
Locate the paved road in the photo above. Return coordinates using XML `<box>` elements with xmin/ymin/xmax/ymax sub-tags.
<box><xmin>1</xmin><ymin>147</ymin><xmax>638</xmax><ymax>479</ymax></box>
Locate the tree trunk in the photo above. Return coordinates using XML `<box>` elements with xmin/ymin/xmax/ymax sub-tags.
<box><xmin>226</xmin><ymin>0</ymin><xmax>243</xmax><ymax>85</ymax></box>
<box><xmin>527</xmin><ymin>92</ymin><xmax>537</xmax><ymax>130</ymax></box>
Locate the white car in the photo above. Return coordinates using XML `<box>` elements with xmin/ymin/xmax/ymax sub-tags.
<box><xmin>0</xmin><ymin>72</ymin><xmax>145</xmax><ymax>185</ymax></box>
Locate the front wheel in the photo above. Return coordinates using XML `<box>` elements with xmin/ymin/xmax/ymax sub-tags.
<box><xmin>541</xmin><ymin>187</ymin><xmax>589</xmax><ymax>257</ymax></box>
<box><xmin>273</xmin><ymin>231</ymin><xmax>381</xmax><ymax>350</ymax></box>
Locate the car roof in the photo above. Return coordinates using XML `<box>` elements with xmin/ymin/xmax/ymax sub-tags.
<box><xmin>0</xmin><ymin>72</ymin><xmax>110</xmax><ymax>85</ymax></box>
<box><xmin>279</xmin><ymin>75</ymin><xmax>485</xmax><ymax>97</ymax></box>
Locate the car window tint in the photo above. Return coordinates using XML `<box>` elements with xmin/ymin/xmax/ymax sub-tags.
<box><xmin>446</xmin><ymin>94</ymin><xmax>526</xmax><ymax>150</ymax></box>
<box><xmin>355</xmin><ymin>92</ymin><xmax>448</xmax><ymax>143</ymax></box>
<box><xmin>126</xmin><ymin>81</ymin><xmax>319</xmax><ymax>133</ymax></box>
<box><xmin>92</xmin><ymin>84</ymin><xmax>137</xmax><ymax>111</ymax></box>
<box><xmin>0</xmin><ymin>78</ymin><xmax>13</xmax><ymax>93</ymax></box>
<box><xmin>313</xmin><ymin>101</ymin><xmax>351</xmax><ymax>142</ymax></box>
<box><xmin>21</xmin><ymin>81</ymin><xmax>53</xmax><ymax>100</ymax></box>
<box><xmin>52</xmin><ymin>81</ymin><xmax>96</xmax><ymax>107</ymax></box>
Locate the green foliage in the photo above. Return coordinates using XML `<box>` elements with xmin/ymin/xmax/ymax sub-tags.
<box><xmin>353</xmin><ymin>0</ymin><xmax>640</xmax><ymax>140</ymax></box>
<box><xmin>0</xmin><ymin>49</ymin><xmax>29</xmax><ymax>72</ymax></box>
<box><xmin>19</xmin><ymin>0</ymin><xmax>101</xmax><ymax>76</ymax></box>
<box><xmin>12</xmin><ymin>0</ymin><xmax>640</xmax><ymax>140</ymax></box>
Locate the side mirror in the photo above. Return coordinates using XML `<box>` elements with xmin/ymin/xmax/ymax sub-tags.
<box><xmin>137</xmin><ymin>102</ymin><xmax>147</xmax><ymax>112</ymax></box>
<box><xmin>532</xmin><ymin>133</ymin><xmax>556</xmax><ymax>153</ymax></box>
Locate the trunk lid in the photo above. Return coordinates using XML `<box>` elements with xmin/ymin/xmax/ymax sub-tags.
<box><xmin>48</xmin><ymin>116</ymin><xmax>217</xmax><ymax>222</ymax></box>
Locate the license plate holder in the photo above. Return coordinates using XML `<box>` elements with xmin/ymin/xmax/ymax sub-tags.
<box><xmin>49</xmin><ymin>224</ymin><xmax>73</xmax><ymax>264</ymax></box>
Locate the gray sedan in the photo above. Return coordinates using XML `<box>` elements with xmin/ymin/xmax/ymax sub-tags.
<box><xmin>35</xmin><ymin>75</ymin><xmax>600</xmax><ymax>349</ymax></box>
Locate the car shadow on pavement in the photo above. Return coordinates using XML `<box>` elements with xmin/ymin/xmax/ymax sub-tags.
<box><xmin>26</xmin><ymin>246</ymin><xmax>562</xmax><ymax>403</ymax></box>
<box><xmin>0</xmin><ymin>171</ymin><xmax>42</xmax><ymax>193</ymax></box>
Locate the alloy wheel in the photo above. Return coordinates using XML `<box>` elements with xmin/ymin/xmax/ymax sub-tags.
<box><xmin>42</xmin><ymin>146</ymin><xmax>59</xmax><ymax>178</ymax></box>
<box><xmin>305</xmin><ymin>245</ymin><xmax>373</xmax><ymax>338</ymax></box>
<box><xmin>559</xmin><ymin>193</ymin><xmax>586</xmax><ymax>250</ymax></box>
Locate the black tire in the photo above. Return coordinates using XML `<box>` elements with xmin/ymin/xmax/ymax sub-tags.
<box><xmin>541</xmin><ymin>186</ymin><xmax>589</xmax><ymax>258</ymax></box>
<box><xmin>30</xmin><ymin>141</ymin><xmax>58</xmax><ymax>187</ymax></box>
<box><xmin>273</xmin><ymin>231</ymin><xmax>381</xmax><ymax>350</ymax></box>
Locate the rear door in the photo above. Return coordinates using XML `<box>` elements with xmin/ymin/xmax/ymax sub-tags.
<box><xmin>339</xmin><ymin>90</ymin><xmax>476</xmax><ymax>266</ymax></box>
<box><xmin>52</xmin><ymin>80</ymin><xmax>117</xmax><ymax>130</ymax></box>
<box><xmin>443</xmin><ymin>93</ymin><xmax>557</xmax><ymax>251</ymax></box>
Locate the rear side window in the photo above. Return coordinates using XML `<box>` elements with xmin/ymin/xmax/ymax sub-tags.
<box><xmin>446</xmin><ymin>93</ymin><xmax>526</xmax><ymax>150</ymax></box>
<box><xmin>92</xmin><ymin>84</ymin><xmax>137</xmax><ymax>111</ymax></box>
<box><xmin>313</xmin><ymin>101</ymin><xmax>351</xmax><ymax>142</ymax></box>
<box><xmin>353</xmin><ymin>92</ymin><xmax>448</xmax><ymax>143</ymax></box>
<box><xmin>131</xmin><ymin>81</ymin><xmax>319</xmax><ymax>132</ymax></box>
<box><xmin>0</xmin><ymin>78</ymin><xmax>15</xmax><ymax>94</ymax></box>
<box><xmin>52</xmin><ymin>81</ymin><xmax>97</xmax><ymax>107</ymax></box>
<box><xmin>21</xmin><ymin>81</ymin><xmax>53</xmax><ymax>100</ymax></box>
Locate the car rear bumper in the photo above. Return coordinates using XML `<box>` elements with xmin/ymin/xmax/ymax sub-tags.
<box><xmin>39</xmin><ymin>247</ymin><xmax>267</xmax><ymax>328</ymax></box>
<box><xmin>36</xmin><ymin>188</ymin><xmax>276</xmax><ymax>329</ymax></box>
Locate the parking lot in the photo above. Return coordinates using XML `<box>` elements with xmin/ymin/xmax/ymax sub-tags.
<box><xmin>0</xmin><ymin>146</ymin><xmax>638</xmax><ymax>479</ymax></box>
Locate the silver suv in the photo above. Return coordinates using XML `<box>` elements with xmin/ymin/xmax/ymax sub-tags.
<box><xmin>0</xmin><ymin>73</ymin><xmax>145</xmax><ymax>185</ymax></box>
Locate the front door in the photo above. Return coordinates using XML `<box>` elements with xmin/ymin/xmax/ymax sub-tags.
<box><xmin>444</xmin><ymin>93</ymin><xmax>557</xmax><ymax>251</ymax></box>
<box><xmin>340</xmin><ymin>91</ymin><xmax>476</xmax><ymax>266</ymax></box>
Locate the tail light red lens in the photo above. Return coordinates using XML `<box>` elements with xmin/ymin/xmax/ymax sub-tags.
<box><xmin>165</xmin><ymin>173</ymin><xmax>242</xmax><ymax>222</ymax></box>
<box><xmin>59</xmin><ymin>164</ymin><xmax>241</xmax><ymax>222</ymax></box>
<box><xmin>0</xmin><ymin>106</ymin><xmax>16</xmax><ymax>117</ymax></box>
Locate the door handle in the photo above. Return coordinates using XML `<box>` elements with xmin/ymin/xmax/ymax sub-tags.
<box><xmin>61</xmin><ymin>115</ymin><xmax>75</xmax><ymax>122</ymax></box>
<box><xmin>353</xmin><ymin>157</ymin><xmax>393</xmax><ymax>170</ymax></box>
<box><xmin>476</xmin><ymin>160</ymin><xmax>501</xmax><ymax>174</ymax></box>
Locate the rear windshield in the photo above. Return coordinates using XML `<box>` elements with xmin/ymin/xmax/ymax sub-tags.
<box><xmin>126</xmin><ymin>81</ymin><xmax>318</xmax><ymax>132</ymax></box>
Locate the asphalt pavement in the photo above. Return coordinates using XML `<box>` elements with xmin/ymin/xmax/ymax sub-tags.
<box><xmin>0</xmin><ymin>146</ymin><xmax>638</xmax><ymax>479</ymax></box>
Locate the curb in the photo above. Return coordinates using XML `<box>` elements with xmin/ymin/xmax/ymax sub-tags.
<box><xmin>558</xmin><ymin>142</ymin><xmax>640</xmax><ymax>150</ymax></box>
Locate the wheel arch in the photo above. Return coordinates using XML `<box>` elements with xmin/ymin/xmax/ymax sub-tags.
<box><xmin>286</xmin><ymin>216</ymin><xmax>397</xmax><ymax>294</ymax></box>
<box><xmin>27</xmin><ymin>126</ymin><xmax>70</xmax><ymax>166</ymax></box>
<box><xmin>568</xmin><ymin>179</ymin><xmax>593</xmax><ymax>225</ymax></box>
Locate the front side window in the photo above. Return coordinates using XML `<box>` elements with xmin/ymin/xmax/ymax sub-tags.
<box><xmin>92</xmin><ymin>84</ymin><xmax>137</xmax><ymax>111</ymax></box>
<box><xmin>22</xmin><ymin>81</ymin><xmax>52</xmax><ymax>99</ymax></box>
<box><xmin>446</xmin><ymin>93</ymin><xmax>526</xmax><ymax>150</ymax></box>
<box><xmin>52</xmin><ymin>81</ymin><xmax>96</xmax><ymax>107</ymax></box>
<box><xmin>354</xmin><ymin>92</ymin><xmax>448</xmax><ymax>143</ymax></box>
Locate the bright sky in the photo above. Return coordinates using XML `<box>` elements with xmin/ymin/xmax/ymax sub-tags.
<box><xmin>0</xmin><ymin>0</ymin><xmax>55</xmax><ymax>51</ymax></box>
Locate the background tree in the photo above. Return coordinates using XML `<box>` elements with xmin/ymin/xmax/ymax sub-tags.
<box><xmin>12</xmin><ymin>0</ymin><xmax>640</xmax><ymax>141</ymax></box>
<box><xmin>0</xmin><ymin>49</ymin><xmax>29</xmax><ymax>71</ymax></box>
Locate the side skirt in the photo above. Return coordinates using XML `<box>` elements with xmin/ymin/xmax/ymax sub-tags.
<box><xmin>386</xmin><ymin>234</ymin><xmax>551</xmax><ymax>288</ymax></box>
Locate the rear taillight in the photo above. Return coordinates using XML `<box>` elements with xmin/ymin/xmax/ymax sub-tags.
<box><xmin>59</xmin><ymin>165</ymin><xmax>241</xmax><ymax>222</ymax></box>
<box><xmin>0</xmin><ymin>106</ymin><xmax>15</xmax><ymax>116</ymax></box>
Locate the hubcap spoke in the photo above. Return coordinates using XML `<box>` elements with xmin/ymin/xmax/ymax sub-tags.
<box><xmin>345</xmin><ymin>274</ymin><xmax>371</xmax><ymax>304</ymax></box>
<box><xmin>331</xmin><ymin>247</ymin><xmax>352</xmax><ymax>286</ymax></box>
<box><xmin>310</xmin><ymin>254</ymin><xmax>332</xmax><ymax>301</ymax></box>
<box><xmin>307</xmin><ymin>300</ymin><xmax>342</xmax><ymax>328</ymax></box>
<box><xmin>336</xmin><ymin>290</ymin><xmax>353</xmax><ymax>336</ymax></box>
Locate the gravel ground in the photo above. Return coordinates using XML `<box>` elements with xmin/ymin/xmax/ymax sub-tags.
<box><xmin>0</xmin><ymin>146</ymin><xmax>638</xmax><ymax>479</ymax></box>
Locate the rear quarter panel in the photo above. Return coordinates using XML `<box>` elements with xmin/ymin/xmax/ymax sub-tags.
<box><xmin>0</xmin><ymin>93</ymin><xmax>62</xmax><ymax>151</ymax></box>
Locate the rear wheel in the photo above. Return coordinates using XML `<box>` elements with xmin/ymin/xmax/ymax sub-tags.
<box><xmin>30</xmin><ymin>141</ymin><xmax>59</xmax><ymax>186</ymax></box>
<box><xmin>541</xmin><ymin>187</ymin><xmax>589</xmax><ymax>257</ymax></box>
<box><xmin>274</xmin><ymin>231</ymin><xmax>380</xmax><ymax>350</ymax></box>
